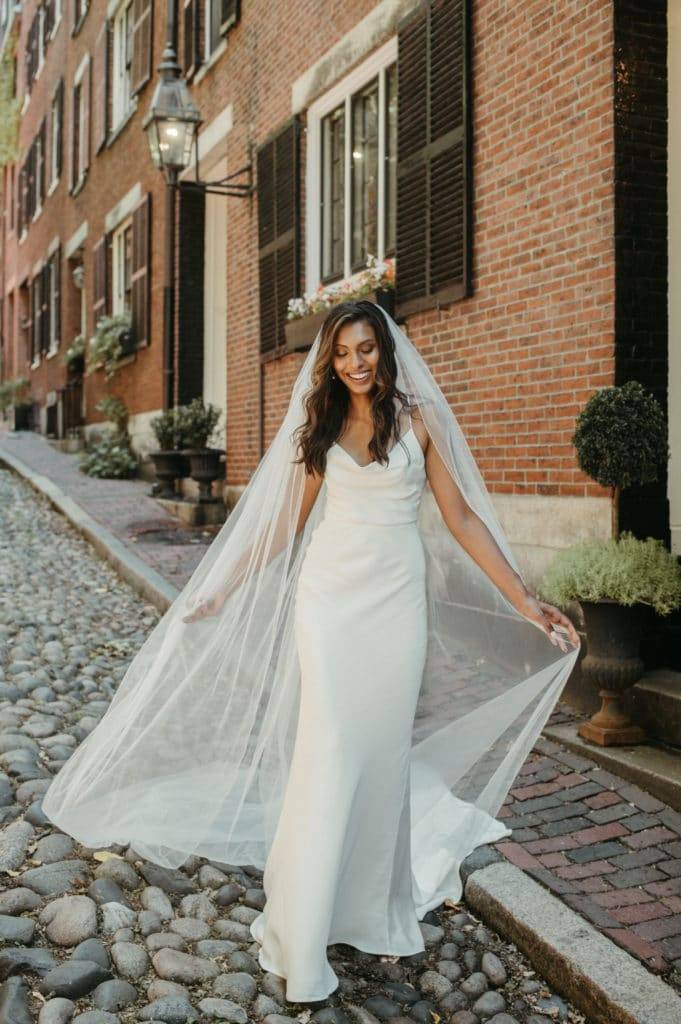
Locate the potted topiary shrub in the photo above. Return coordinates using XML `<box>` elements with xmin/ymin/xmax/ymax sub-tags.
<box><xmin>177</xmin><ymin>398</ymin><xmax>224</xmax><ymax>503</ymax></box>
<box><xmin>63</xmin><ymin>333</ymin><xmax>86</xmax><ymax>376</ymax></box>
<box><xmin>538</xmin><ymin>380</ymin><xmax>674</xmax><ymax>746</ymax></box>
<box><xmin>149</xmin><ymin>407</ymin><xmax>189</xmax><ymax>499</ymax></box>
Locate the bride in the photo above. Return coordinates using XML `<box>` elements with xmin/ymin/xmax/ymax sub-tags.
<box><xmin>42</xmin><ymin>300</ymin><xmax>580</xmax><ymax>1003</ymax></box>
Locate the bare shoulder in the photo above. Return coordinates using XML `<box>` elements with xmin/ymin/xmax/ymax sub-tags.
<box><xmin>408</xmin><ymin>403</ymin><xmax>430</xmax><ymax>456</ymax></box>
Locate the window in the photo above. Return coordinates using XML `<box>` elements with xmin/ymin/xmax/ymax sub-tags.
<box><xmin>35</xmin><ymin>119</ymin><xmax>46</xmax><ymax>213</ymax></box>
<box><xmin>50</xmin><ymin>81</ymin><xmax>63</xmax><ymax>186</ymax></box>
<box><xmin>37</xmin><ymin>5</ymin><xmax>46</xmax><ymax>72</ymax></box>
<box><xmin>30</xmin><ymin>271</ymin><xmax>43</xmax><ymax>365</ymax></box>
<box><xmin>207</xmin><ymin>0</ymin><xmax>238</xmax><ymax>55</ymax></box>
<box><xmin>112</xmin><ymin>217</ymin><xmax>133</xmax><ymax>315</ymax></box>
<box><xmin>47</xmin><ymin>249</ymin><xmax>61</xmax><ymax>355</ymax></box>
<box><xmin>71</xmin><ymin>55</ymin><xmax>90</xmax><ymax>188</ymax></box>
<box><xmin>307</xmin><ymin>39</ymin><xmax>397</xmax><ymax>291</ymax></box>
<box><xmin>74</xmin><ymin>0</ymin><xmax>88</xmax><ymax>29</ymax></box>
<box><xmin>73</xmin><ymin>80</ymin><xmax>81</xmax><ymax>180</ymax></box>
<box><xmin>112</xmin><ymin>1</ymin><xmax>133</xmax><ymax>127</ymax></box>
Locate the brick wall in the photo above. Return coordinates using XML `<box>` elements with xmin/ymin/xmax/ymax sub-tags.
<box><xmin>3</xmin><ymin>0</ymin><xmax>617</xmax><ymax>507</ymax></box>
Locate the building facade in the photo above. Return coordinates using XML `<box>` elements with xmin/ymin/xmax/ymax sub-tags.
<box><xmin>0</xmin><ymin>0</ymin><xmax>674</xmax><ymax>628</ymax></box>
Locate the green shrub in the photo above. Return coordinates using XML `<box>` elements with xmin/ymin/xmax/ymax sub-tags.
<box><xmin>79</xmin><ymin>435</ymin><xmax>138</xmax><ymax>479</ymax></box>
<box><xmin>538</xmin><ymin>531</ymin><xmax>681</xmax><ymax>616</ymax></box>
<box><xmin>96</xmin><ymin>396</ymin><xmax>129</xmax><ymax>437</ymax></box>
<box><xmin>176</xmin><ymin>398</ymin><xmax>222</xmax><ymax>449</ymax></box>
<box><xmin>150</xmin><ymin>407</ymin><xmax>183</xmax><ymax>450</ymax></box>
<box><xmin>571</xmin><ymin>380</ymin><xmax>668</xmax><ymax>491</ymax></box>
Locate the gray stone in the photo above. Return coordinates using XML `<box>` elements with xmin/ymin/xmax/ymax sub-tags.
<box><xmin>38</xmin><ymin>997</ymin><xmax>77</xmax><ymax>1024</ymax></box>
<box><xmin>198</xmin><ymin>865</ymin><xmax>230</xmax><ymax>889</ymax></box>
<box><xmin>244</xmin><ymin>888</ymin><xmax>266</xmax><ymax>910</ymax></box>
<box><xmin>417</xmin><ymin>971</ymin><xmax>452</xmax><ymax>1000</ymax></box>
<box><xmin>0</xmin><ymin>887</ymin><xmax>42</xmax><ymax>915</ymax></box>
<box><xmin>227</xmin><ymin>949</ymin><xmax>260</xmax><ymax>976</ymax></box>
<box><xmin>70</xmin><ymin>937</ymin><xmax>111</xmax><ymax>969</ymax></box>
<box><xmin>0</xmin><ymin>912</ymin><xmax>35</xmax><ymax>943</ymax></box>
<box><xmin>481</xmin><ymin>952</ymin><xmax>507</xmax><ymax>987</ymax></box>
<box><xmin>0</xmin><ymin>975</ymin><xmax>32</xmax><ymax>1024</ymax></box>
<box><xmin>461</xmin><ymin>972</ymin><xmax>488</xmax><ymax>998</ymax></box>
<box><xmin>72</xmin><ymin>1011</ymin><xmax>120</xmax><ymax>1024</ymax></box>
<box><xmin>213</xmin><ymin>971</ymin><xmax>258</xmax><ymax>1002</ymax></box>
<box><xmin>0</xmin><ymin>945</ymin><xmax>59</xmax><ymax>977</ymax></box>
<box><xmin>40</xmin><ymin>895</ymin><xmax>98</xmax><ymax>946</ymax></box>
<box><xmin>261</xmin><ymin>972</ymin><xmax>287</xmax><ymax>1003</ymax></box>
<box><xmin>110</xmin><ymin>940</ymin><xmax>150</xmax><ymax>980</ymax></box>
<box><xmin>438</xmin><ymin>942</ymin><xmax>460</xmax><ymax>960</ymax></box>
<box><xmin>535</xmin><ymin>995</ymin><xmax>568</xmax><ymax>1020</ymax></box>
<box><xmin>94</xmin><ymin>857</ymin><xmax>141</xmax><ymax>890</ymax></box>
<box><xmin>215</xmin><ymin>883</ymin><xmax>243</xmax><ymax>907</ymax></box>
<box><xmin>383</xmin><ymin>983</ymin><xmax>420</xmax><ymax>1006</ymax></box>
<box><xmin>418</xmin><ymin>923</ymin><xmax>443</xmax><ymax>946</ymax></box>
<box><xmin>142</xmin><ymin>886</ymin><xmax>174</xmax><ymax>920</ymax></box>
<box><xmin>253</xmin><ymin>993</ymin><xmax>283</xmax><ymax>1018</ymax></box>
<box><xmin>147</xmin><ymin>931</ymin><xmax>187</xmax><ymax>952</ymax></box>
<box><xmin>230</xmin><ymin>904</ymin><xmax>260</xmax><ymax>925</ymax></box>
<box><xmin>312</xmin><ymin>1011</ymin><xmax>350</xmax><ymax>1024</ymax></box>
<box><xmin>196</xmin><ymin>939</ymin><xmax>238</xmax><ymax>957</ymax></box>
<box><xmin>408</xmin><ymin>1001</ymin><xmax>439</xmax><ymax>1024</ymax></box>
<box><xmin>363</xmin><ymin>996</ymin><xmax>401</xmax><ymax>1019</ymax></box>
<box><xmin>147</xmin><ymin>979</ymin><xmax>191</xmax><ymax>1001</ymax></box>
<box><xmin>140</xmin><ymin>909</ymin><xmax>164</xmax><ymax>935</ymax></box>
<box><xmin>440</xmin><ymin>991</ymin><xmax>469</xmax><ymax>1014</ymax></box>
<box><xmin>0</xmin><ymin>820</ymin><xmax>35</xmax><ymax>871</ymax></box>
<box><xmin>436</xmin><ymin>960</ymin><xmax>462</xmax><ymax>984</ymax></box>
<box><xmin>472</xmin><ymin>991</ymin><xmax>507</xmax><ymax>1020</ymax></box>
<box><xmin>140</xmin><ymin>864</ymin><xmax>197</xmax><ymax>895</ymax></box>
<box><xmin>88</xmin><ymin>877</ymin><xmax>130</xmax><ymax>907</ymax></box>
<box><xmin>152</xmin><ymin>947</ymin><xmax>220</xmax><ymax>983</ymax></box>
<box><xmin>100</xmin><ymin>901</ymin><xmax>136</xmax><ymax>932</ymax></box>
<box><xmin>214</xmin><ymin>919</ymin><xmax>251</xmax><ymax>943</ymax></box>
<box><xmin>170</xmin><ymin>916</ymin><xmax>211</xmax><ymax>941</ymax></box>
<box><xmin>138</xmin><ymin>996</ymin><xmax>200</xmax><ymax>1022</ymax></box>
<box><xmin>92</xmin><ymin>978</ymin><xmax>138</xmax><ymax>1010</ymax></box>
<box><xmin>450</xmin><ymin>1013</ymin><xmax>478</xmax><ymax>1024</ymax></box>
<box><xmin>198</xmin><ymin>997</ymin><xmax>249</xmax><ymax>1022</ymax></box>
<box><xmin>34</xmin><ymin>834</ymin><xmax>75</xmax><ymax>863</ymax></box>
<box><xmin>38</xmin><ymin>960</ymin><xmax>111</xmax><ymax>998</ymax></box>
<box><xmin>21</xmin><ymin>860</ymin><xmax>90</xmax><ymax>896</ymax></box>
<box><xmin>179</xmin><ymin>893</ymin><xmax>217</xmax><ymax>921</ymax></box>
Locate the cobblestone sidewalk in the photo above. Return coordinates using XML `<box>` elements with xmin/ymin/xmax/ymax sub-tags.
<box><xmin>0</xmin><ymin>428</ymin><xmax>215</xmax><ymax>591</ymax></box>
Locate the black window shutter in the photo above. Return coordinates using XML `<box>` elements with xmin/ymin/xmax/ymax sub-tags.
<box><xmin>94</xmin><ymin>21</ymin><xmax>110</xmax><ymax>153</ymax></box>
<box><xmin>131</xmin><ymin>0</ymin><xmax>153</xmax><ymax>95</ymax></box>
<box><xmin>41</xmin><ymin>263</ymin><xmax>50</xmax><ymax>354</ymax></box>
<box><xmin>256</xmin><ymin>116</ymin><xmax>301</xmax><ymax>354</ymax></box>
<box><xmin>220</xmin><ymin>0</ymin><xmax>240</xmax><ymax>36</ymax></box>
<box><xmin>183</xmin><ymin>0</ymin><xmax>202</xmax><ymax>76</ymax></box>
<box><xmin>131</xmin><ymin>192</ymin><xmax>151</xmax><ymax>348</ymax></box>
<box><xmin>55</xmin><ymin>78</ymin><xmax>64</xmax><ymax>178</ymax></box>
<box><xmin>28</xmin><ymin>279</ymin><xmax>36</xmax><ymax>362</ymax></box>
<box><xmin>54</xmin><ymin>246</ymin><xmax>62</xmax><ymax>348</ymax></box>
<box><xmin>177</xmin><ymin>184</ymin><xmax>206</xmax><ymax>403</ymax></box>
<box><xmin>396</xmin><ymin>0</ymin><xmax>472</xmax><ymax>316</ymax></box>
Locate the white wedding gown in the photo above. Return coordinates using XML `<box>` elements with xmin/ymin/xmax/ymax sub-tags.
<box><xmin>249</xmin><ymin>416</ymin><xmax>510</xmax><ymax>1001</ymax></box>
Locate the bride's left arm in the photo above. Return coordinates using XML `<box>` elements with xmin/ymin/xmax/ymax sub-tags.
<box><xmin>414</xmin><ymin>412</ymin><xmax>579</xmax><ymax>651</ymax></box>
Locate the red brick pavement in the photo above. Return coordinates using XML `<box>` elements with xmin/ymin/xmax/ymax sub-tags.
<box><xmin>496</xmin><ymin>706</ymin><xmax>681</xmax><ymax>979</ymax></box>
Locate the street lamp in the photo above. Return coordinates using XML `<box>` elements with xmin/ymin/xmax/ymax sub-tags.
<box><xmin>143</xmin><ymin>11</ymin><xmax>202</xmax><ymax>410</ymax></box>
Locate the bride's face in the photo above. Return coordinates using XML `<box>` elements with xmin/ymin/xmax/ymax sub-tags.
<box><xmin>332</xmin><ymin>321</ymin><xmax>380</xmax><ymax>395</ymax></box>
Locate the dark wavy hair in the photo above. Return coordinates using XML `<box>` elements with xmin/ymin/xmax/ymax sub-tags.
<box><xmin>293</xmin><ymin>300</ymin><xmax>415</xmax><ymax>475</ymax></box>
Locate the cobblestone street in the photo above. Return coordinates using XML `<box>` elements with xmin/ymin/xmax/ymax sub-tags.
<box><xmin>0</xmin><ymin>467</ymin><xmax>593</xmax><ymax>1024</ymax></box>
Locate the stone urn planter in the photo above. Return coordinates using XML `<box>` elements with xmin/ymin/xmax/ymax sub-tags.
<box><xmin>183</xmin><ymin>448</ymin><xmax>225</xmax><ymax>503</ymax></box>
<box><xmin>284</xmin><ymin>287</ymin><xmax>396</xmax><ymax>352</ymax></box>
<box><xmin>576</xmin><ymin>599</ymin><xmax>647</xmax><ymax>746</ymax></box>
<box><xmin>149</xmin><ymin>450</ymin><xmax>188</xmax><ymax>500</ymax></box>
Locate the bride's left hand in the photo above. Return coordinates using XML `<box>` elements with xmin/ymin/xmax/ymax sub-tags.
<box><xmin>514</xmin><ymin>593</ymin><xmax>580</xmax><ymax>652</ymax></box>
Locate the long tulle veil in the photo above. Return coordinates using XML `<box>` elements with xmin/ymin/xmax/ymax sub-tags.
<box><xmin>42</xmin><ymin>302</ymin><xmax>580</xmax><ymax>914</ymax></box>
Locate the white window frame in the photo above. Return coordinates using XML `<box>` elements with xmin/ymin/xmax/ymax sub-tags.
<box><xmin>73</xmin><ymin>55</ymin><xmax>89</xmax><ymax>182</ymax></box>
<box><xmin>37</xmin><ymin>5</ymin><xmax>45</xmax><ymax>74</ymax></box>
<box><xmin>305</xmin><ymin>35</ymin><xmax>396</xmax><ymax>295</ymax></box>
<box><xmin>112</xmin><ymin>0</ymin><xmax>133</xmax><ymax>129</ymax></box>
<box><xmin>111</xmin><ymin>214</ymin><xmax>133</xmax><ymax>316</ymax></box>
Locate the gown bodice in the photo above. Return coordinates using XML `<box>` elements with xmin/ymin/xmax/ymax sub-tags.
<box><xmin>322</xmin><ymin>425</ymin><xmax>426</xmax><ymax>527</ymax></box>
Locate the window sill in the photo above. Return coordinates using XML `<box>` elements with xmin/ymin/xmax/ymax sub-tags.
<box><xmin>46</xmin><ymin>345</ymin><xmax>60</xmax><ymax>360</ymax></box>
<box><xmin>47</xmin><ymin>176</ymin><xmax>59</xmax><ymax>197</ymax></box>
<box><xmin>192</xmin><ymin>38</ymin><xmax>228</xmax><ymax>86</ymax></box>
<box><xmin>70</xmin><ymin>171</ymin><xmax>88</xmax><ymax>197</ymax></box>
<box><xmin>30</xmin><ymin>358</ymin><xmax>40</xmax><ymax>371</ymax></box>
<box><xmin>72</xmin><ymin>10</ymin><xmax>88</xmax><ymax>36</ymax></box>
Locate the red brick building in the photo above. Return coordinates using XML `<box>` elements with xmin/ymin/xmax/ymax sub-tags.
<box><xmin>0</xmin><ymin>0</ymin><xmax>673</xmax><ymax>624</ymax></box>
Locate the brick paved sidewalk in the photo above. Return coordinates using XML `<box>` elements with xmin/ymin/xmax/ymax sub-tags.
<box><xmin>497</xmin><ymin>703</ymin><xmax>681</xmax><ymax>986</ymax></box>
<box><xmin>0</xmin><ymin>428</ymin><xmax>215</xmax><ymax>590</ymax></box>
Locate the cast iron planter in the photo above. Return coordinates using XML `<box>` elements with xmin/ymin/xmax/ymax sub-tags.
<box><xmin>184</xmin><ymin>448</ymin><xmax>225</xmax><ymax>503</ymax></box>
<box><xmin>577</xmin><ymin>598</ymin><xmax>647</xmax><ymax>746</ymax></box>
<box><xmin>150</xmin><ymin>450</ymin><xmax>187</xmax><ymax>500</ymax></box>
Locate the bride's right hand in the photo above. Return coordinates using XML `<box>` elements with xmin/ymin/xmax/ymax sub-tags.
<box><xmin>182</xmin><ymin>587</ymin><xmax>229</xmax><ymax>623</ymax></box>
